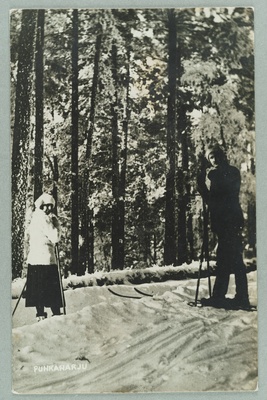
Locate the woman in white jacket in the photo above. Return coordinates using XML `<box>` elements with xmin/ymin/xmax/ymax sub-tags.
<box><xmin>25</xmin><ymin>193</ymin><xmax>63</xmax><ymax>321</ymax></box>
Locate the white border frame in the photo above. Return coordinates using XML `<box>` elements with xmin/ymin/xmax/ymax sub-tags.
<box><xmin>1</xmin><ymin>1</ymin><xmax>267</xmax><ymax>399</ymax></box>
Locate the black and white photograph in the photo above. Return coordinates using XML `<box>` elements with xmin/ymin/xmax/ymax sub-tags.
<box><xmin>10</xmin><ymin>7</ymin><xmax>257</xmax><ymax>394</ymax></box>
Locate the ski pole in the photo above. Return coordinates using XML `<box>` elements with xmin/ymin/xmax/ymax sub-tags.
<box><xmin>194</xmin><ymin>201</ymin><xmax>212</xmax><ymax>305</ymax></box>
<box><xmin>194</xmin><ymin>237</ymin><xmax>205</xmax><ymax>306</ymax></box>
<box><xmin>12</xmin><ymin>280</ymin><xmax>27</xmax><ymax>317</ymax></box>
<box><xmin>55</xmin><ymin>244</ymin><xmax>66</xmax><ymax>315</ymax></box>
<box><xmin>203</xmin><ymin>201</ymin><xmax>212</xmax><ymax>297</ymax></box>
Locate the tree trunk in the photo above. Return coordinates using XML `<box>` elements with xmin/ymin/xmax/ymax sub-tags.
<box><xmin>247</xmin><ymin>156</ymin><xmax>256</xmax><ymax>255</ymax></box>
<box><xmin>80</xmin><ymin>28</ymin><xmax>102</xmax><ymax>274</ymax></box>
<box><xmin>177</xmin><ymin>104</ymin><xmax>188</xmax><ymax>265</ymax></box>
<box><xmin>45</xmin><ymin>152</ymin><xmax>59</xmax><ymax>215</ymax></box>
<box><xmin>214</xmin><ymin>102</ymin><xmax>227</xmax><ymax>150</ymax></box>
<box><xmin>11</xmin><ymin>10</ymin><xmax>37</xmax><ymax>278</ymax></box>
<box><xmin>71</xmin><ymin>9</ymin><xmax>79</xmax><ymax>274</ymax></box>
<box><xmin>247</xmin><ymin>202</ymin><xmax>256</xmax><ymax>253</ymax></box>
<box><xmin>34</xmin><ymin>9</ymin><xmax>45</xmax><ymax>201</ymax></box>
<box><xmin>52</xmin><ymin>155</ymin><xmax>59</xmax><ymax>214</ymax></box>
<box><xmin>164</xmin><ymin>9</ymin><xmax>177</xmax><ymax>266</ymax></box>
<box><xmin>110</xmin><ymin>43</ymin><xmax>122</xmax><ymax>270</ymax></box>
<box><xmin>117</xmin><ymin>48</ymin><xmax>131</xmax><ymax>270</ymax></box>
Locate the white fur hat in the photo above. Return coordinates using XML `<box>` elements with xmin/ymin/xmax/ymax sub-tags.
<box><xmin>34</xmin><ymin>193</ymin><xmax>55</xmax><ymax>209</ymax></box>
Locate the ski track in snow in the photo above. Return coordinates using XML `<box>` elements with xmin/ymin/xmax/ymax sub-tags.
<box><xmin>12</xmin><ymin>272</ymin><xmax>258</xmax><ymax>394</ymax></box>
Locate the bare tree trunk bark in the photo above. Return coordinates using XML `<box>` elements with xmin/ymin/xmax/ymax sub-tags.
<box><xmin>177</xmin><ymin>104</ymin><xmax>188</xmax><ymax>265</ymax></box>
<box><xmin>12</xmin><ymin>10</ymin><xmax>37</xmax><ymax>278</ymax></box>
<box><xmin>71</xmin><ymin>9</ymin><xmax>79</xmax><ymax>274</ymax></box>
<box><xmin>164</xmin><ymin>9</ymin><xmax>177</xmax><ymax>266</ymax></box>
<box><xmin>34</xmin><ymin>9</ymin><xmax>45</xmax><ymax>201</ymax></box>
<box><xmin>80</xmin><ymin>28</ymin><xmax>102</xmax><ymax>274</ymax></box>
<box><xmin>110</xmin><ymin>43</ymin><xmax>122</xmax><ymax>270</ymax></box>
<box><xmin>117</xmin><ymin>48</ymin><xmax>130</xmax><ymax>269</ymax></box>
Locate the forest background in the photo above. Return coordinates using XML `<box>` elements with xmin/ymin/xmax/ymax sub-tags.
<box><xmin>10</xmin><ymin>7</ymin><xmax>255</xmax><ymax>278</ymax></box>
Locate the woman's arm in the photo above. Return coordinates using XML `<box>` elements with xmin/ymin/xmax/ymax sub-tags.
<box><xmin>43</xmin><ymin>213</ymin><xmax>61</xmax><ymax>244</ymax></box>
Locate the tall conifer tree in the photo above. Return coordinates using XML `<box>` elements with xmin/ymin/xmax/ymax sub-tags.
<box><xmin>11</xmin><ymin>10</ymin><xmax>37</xmax><ymax>278</ymax></box>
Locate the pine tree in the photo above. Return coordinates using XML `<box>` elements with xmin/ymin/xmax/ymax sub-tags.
<box><xmin>34</xmin><ymin>9</ymin><xmax>45</xmax><ymax>201</ymax></box>
<box><xmin>11</xmin><ymin>10</ymin><xmax>37</xmax><ymax>278</ymax></box>
<box><xmin>164</xmin><ymin>9</ymin><xmax>177</xmax><ymax>266</ymax></box>
<box><xmin>80</xmin><ymin>22</ymin><xmax>103</xmax><ymax>274</ymax></box>
<box><xmin>71</xmin><ymin>9</ymin><xmax>79</xmax><ymax>274</ymax></box>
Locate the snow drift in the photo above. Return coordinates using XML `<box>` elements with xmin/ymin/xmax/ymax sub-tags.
<box><xmin>12</xmin><ymin>266</ymin><xmax>257</xmax><ymax>394</ymax></box>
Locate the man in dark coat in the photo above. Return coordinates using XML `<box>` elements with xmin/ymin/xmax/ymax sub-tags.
<box><xmin>197</xmin><ymin>144</ymin><xmax>250</xmax><ymax>308</ymax></box>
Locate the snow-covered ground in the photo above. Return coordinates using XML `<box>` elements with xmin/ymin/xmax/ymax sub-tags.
<box><xmin>12</xmin><ymin>268</ymin><xmax>257</xmax><ymax>394</ymax></box>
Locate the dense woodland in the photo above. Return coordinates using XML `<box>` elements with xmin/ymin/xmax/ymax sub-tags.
<box><xmin>10</xmin><ymin>8</ymin><xmax>255</xmax><ymax>278</ymax></box>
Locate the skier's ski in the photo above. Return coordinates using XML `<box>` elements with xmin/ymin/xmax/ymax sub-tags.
<box><xmin>189</xmin><ymin>297</ymin><xmax>257</xmax><ymax>311</ymax></box>
<box><xmin>108</xmin><ymin>287</ymin><xmax>142</xmax><ymax>299</ymax></box>
<box><xmin>228</xmin><ymin>304</ymin><xmax>257</xmax><ymax>312</ymax></box>
<box><xmin>188</xmin><ymin>298</ymin><xmax>257</xmax><ymax>311</ymax></box>
<box><xmin>134</xmin><ymin>287</ymin><xmax>154</xmax><ymax>297</ymax></box>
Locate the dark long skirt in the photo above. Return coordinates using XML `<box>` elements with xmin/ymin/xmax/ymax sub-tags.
<box><xmin>25</xmin><ymin>264</ymin><xmax>63</xmax><ymax>308</ymax></box>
